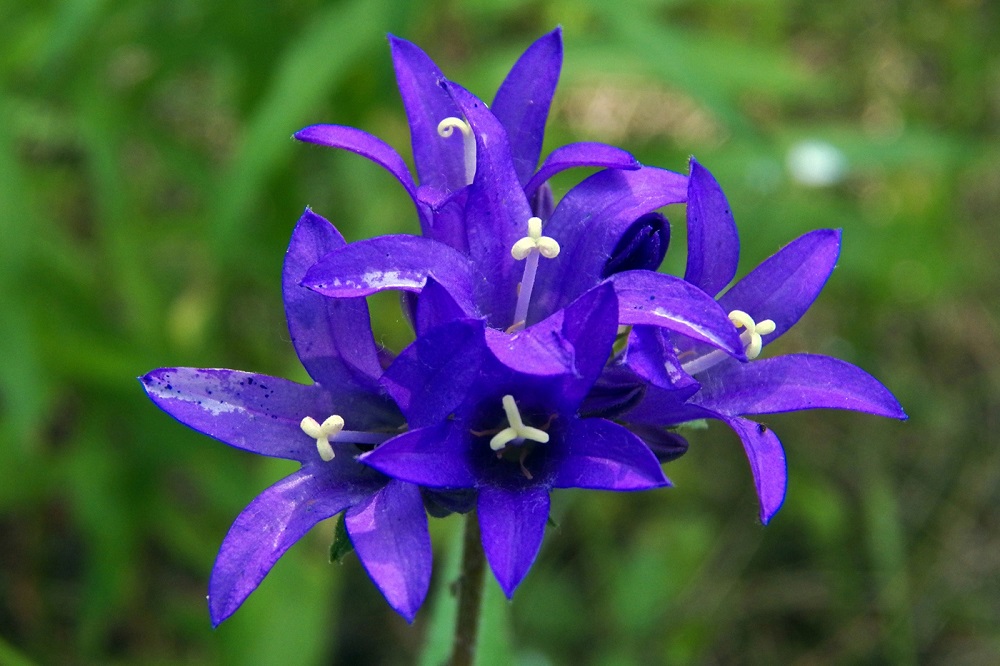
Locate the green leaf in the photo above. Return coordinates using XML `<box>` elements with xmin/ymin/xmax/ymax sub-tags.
<box><xmin>328</xmin><ymin>514</ymin><xmax>355</xmax><ymax>563</ymax></box>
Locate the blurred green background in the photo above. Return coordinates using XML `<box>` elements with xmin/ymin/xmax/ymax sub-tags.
<box><xmin>1</xmin><ymin>0</ymin><xmax>997</xmax><ymax>663</ymax></box>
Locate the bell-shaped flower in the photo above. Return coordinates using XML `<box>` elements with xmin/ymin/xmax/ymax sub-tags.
<box><xmin>140</xmin><ymin>210</ymin><xmax>432</xmax><ymax>624</ymax></box>
<box><xmin>361</xmin><ymin>283</ymin><xmax>668</xmax><ymax>596</ymax></box>
<box><xmin>614</xmin><ymin>161</ymin><xmax>907</xmax><ymax>524</ymax></box>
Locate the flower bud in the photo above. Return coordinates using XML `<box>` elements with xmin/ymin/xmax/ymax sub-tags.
<box><xmin>602</xmin><ymin>212</ymin><xmax>670</xmax><ymax>277</ymax></box>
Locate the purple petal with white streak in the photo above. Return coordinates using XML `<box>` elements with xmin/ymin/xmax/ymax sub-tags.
<box><xmin>302</xmin><ymin>234</ymin><xmax>477</xmax><ymax>316</ymax></box>
<box><xmin>478</xmin><ymin>484</ymin><xmax>550</xmax><ymax>597</ymax></box>
<box><xmin>141</xmin><ymin>368</ymin><xmax>335</xmax><ymax>462</ymax></box>
<box><xmin>612</xmin><ymin>270</ymin><xmax>745</xmax><ymax>356</ymax></box>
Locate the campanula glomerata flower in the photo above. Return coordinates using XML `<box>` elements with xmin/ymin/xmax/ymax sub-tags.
<box><xmin>141</xmin><ymin>210</ymin><xmax>431</xmax><ymax>624</ymax></box>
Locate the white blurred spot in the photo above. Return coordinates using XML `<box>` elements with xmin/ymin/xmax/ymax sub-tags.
<box><xmin>786</xmin><ymin>140</ymin><xmax>848</xmax><ymax>187</ymax></box>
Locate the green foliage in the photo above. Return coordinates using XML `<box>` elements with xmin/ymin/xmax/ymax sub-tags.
<box><xmin>1</xmin><ymin>0</ymin><xmax>997</xmax><ymax>663</ymax></box>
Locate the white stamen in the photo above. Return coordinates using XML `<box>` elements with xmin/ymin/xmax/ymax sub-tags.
<box><xmin>490</xmin><ymin>395</ymin><xmax>550</xmax><ymax>451</ymax></box>
<box><xmin>437</xmin><ymin>117</ymin><xmax>476</xmax><ymax>185</ymax></box>
<box><xmin>679</xmin><ymin>309</ymin><xmax>776</xmax><ymax>375</ymax></box>
<box><xmin>511</xmin><ymin>217</ymin><xmax>560</xmax><ymax>327</ymax></box>
<box><xmin>300</xmin><ymin>414</ymin><xmax>344</xmax><ymax>461</ymax></box>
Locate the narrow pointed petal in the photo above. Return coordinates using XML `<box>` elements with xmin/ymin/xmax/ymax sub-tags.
<box><xmin>718</xmin><ymin>229</ymin><xmax>841</xmax><ymax>343</ymax></box>
<box><xmin>283</xmin><ymin>209</ymin><xmax>384</xmax><ymax>391</ymax></box>
<box><xmin>302</xmin><ymin>234</ymin><xmax>477</xmax><ymax>315</ymax></box>
<box><xmin>415</xmin><ymin>275</ymin><xmax>470</xmax><ymax>334</ymax></box>
<box><xmin>623</xmin><ymin>383</ymin><xmax>715</xmax><ymax>427</ymax></box>
<box><xmin>388</xmin><ymin>35</ymin><xmax>466</xmax><ymax>193</ymax></box>
<box><xmin>208</xmin><ymin>469</ymin><xmax>366</xmax><ymax>626</ymax></box>
<box><xmin>623</xmin><ymin>326</ymin><xmax>699</xmax><ymax>394</ymax></box>
<box><xmin>524</xmin><ymin>142</ymin><xmax>640</xmax><ymax>200</ymax></box>
<box><xmin>627</xmin><ymin>425</ymin><xmax>690</xmax><ymax>463</ymax></box>
<box><xmin>532</xmin><ymin>166</ymin><xmax>688</xmax><ymax>319</ymax></box>
<box><xmin>478</xmin><ymin>485</ymin><xmax>550</xmax><ymax>598</ymax></box>
<box><xmin>381</xmin><ymin>319</ymin><xmax>488</xmax><ymax>426</ymax></box>
<box><xmin>293</xmin><ymin>126</ymin><xmax>427</xmax><ymax>225</ymax></box>
<box><xmin>723</xmin><ymin>416</ymin><xmax>787</xmax><ymax>524</ymax></box>
<box><xmin>360</xmin><ymin>423</ymin><xmax>476</xmax><ymax>488</ymax></box>
<box><xmin>611</xmin><ymin>271</ymin><xmax>745</xmax><ymax>356</ymax></box>
<box><xmin>684</xmin><ymin>158</ymin><xmax>740</xmax><ymax>296</ymax></box>
<box><xmin>693</xmin><ymin>353</ymin><xmax>908</xmax><ymax>419</ymax></box>
<box><xmin>141</xmin><ymin>368</ymin><xmax>335</xmax><ymax>461</ymax></box>
<box><xmin>553</xmin><ymin>418</ymin><xmax>668</xmax><ymax>491</ymax></box>
<box><xmin>443</xmin><ymin>82</ymin><xmax>533</xmax><ymax>327</ymax></box>
<box><xmin>345</xmin><ymin>479</ymin><xmax>431</xmax><ymax>623</ymax></box>
<box><xmin>492</xmin><ymin>27</ymin><xmax>563</xmax><ymax>185</ymax></box>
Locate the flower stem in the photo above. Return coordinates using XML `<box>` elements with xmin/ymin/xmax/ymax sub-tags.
<box><xmin>450</xmin><ymin>510</ymin><xmax>486</xmax><ymax>666</ymax></box>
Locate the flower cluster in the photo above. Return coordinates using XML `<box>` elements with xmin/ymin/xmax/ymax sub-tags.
<box><xmin>142</xmin><ymin>28</ymin><xmax>905</xmax><ymax>626</ymax></box>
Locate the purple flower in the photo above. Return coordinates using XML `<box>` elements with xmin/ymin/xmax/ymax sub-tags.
<box><xmin>362</xmin><ymin>283</ymin><xmax>667</xmax><ymax>596</ymax></box>
<box><xmin>616</xmin><ymin>160</ymin><xmax>907</xmax><ymax>523</ymax></box>
<box><xmin>293</xmin><ymin>28</ymin><xmax>641</xmax><ymax>246</ymax></box>
<box><xmin>140</xmin><ymin>210</ymin><xmax>432</xmax><ymax>624</ymax></box>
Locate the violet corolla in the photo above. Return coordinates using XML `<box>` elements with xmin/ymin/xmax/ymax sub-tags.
<box><xmin>362</xmin><ymin>283</ymin><xmax>667</xmax><ymax>596</ymax></box>
<box><xmin>612</xmin><ymin>161</ymin><xmax>907</xmax><ymax>523</ymax></box>
<box><xmin>140</xmin><ymin>210</ymin><xmax>431</xmax><ymax>624</ymax></box>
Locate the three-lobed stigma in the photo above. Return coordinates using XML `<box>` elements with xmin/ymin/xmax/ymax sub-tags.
<box><xmin>728</xmin><ymin>309</ymin><xmax>776</xmax><ymax>360</ymax></box>
<box><xmin>300</xmin><ymin>414</ymin><xmax>345</xmax><ymax>461</ymax></box>
<box><xmin>489</xmin><ymin>394</ymin><xmax>550</xmax><ymax>452</ymax></box>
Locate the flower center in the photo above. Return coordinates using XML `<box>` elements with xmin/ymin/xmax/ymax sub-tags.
<box><xmin>437</xmin><ymin>117</ymin><xmax>476</xmax><ymax>186</ymax></box>
<box><xmin>300</xmin><ymin>415</ymin><xmax>394</xmax><ymax>461</ymax></box>
<box><xmin>678</xmin><ymin>309</ymin><xmax>776</xmax><ymax>376</ymax></box>
<box><xmin>509</xmin><ymin>217</ymin><xmax>560</xmax><ymax>330</ymax></box>
<box><xmin>489</xmin><ymin>394</ymin><xmax>550</xmax><ymax>452</ymax></box>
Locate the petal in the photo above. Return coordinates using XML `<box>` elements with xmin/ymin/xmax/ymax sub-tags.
<box><xmin>611</xmin><ymin>270</ymin><xmax>745</xmax><ymax>356</ymax></box>
<box><xmin>531</xmin><ymin>166</ymin><xmax>688</xmax><ymax>320</ymax></box>
<box><xmin>388</xmin><ymin>35</ymin><xmax>466</xmax><ymax>193</ymax></box>
<box><xmin>718</xmin><ymin>229</ymin><xmax>841</xmax><ymax>343</ymax></box>
<box><xmin>623</xmin><ymin>382</ymin><xmax>715</xmax><ymax>427</ymax></box>
<box><xmin>293</xmin><ymin>126</ymin><xmax>427</xmax><ymax>226</ymax></box>
<box><xmin>208</xmin><ymin>468</ymin><xmax>369</xmax><ymax>626</ymax></box>
<box><xmin>381</xmin><ymin>319</ymin><xmax>488</xmax><ymax>426</ymax></box>
<box><xmin>623</xmin><ymin>325</ymin><xmax>699</xmax><ymax>394</ymax></box>
<box><xmin>141</xmin><ymin>368</ymin><xmax>333</xmax><ymax>462</ymax></box>
<box><xmin>684</xmin><ymin>158</ymin><xmax>740</xmax><ymax>297</ymax></box>
<box><xmin>414</xmin><ymin>275</ymin><xmax>470</xmax><ymax>335</ymax></box>
<box><xmin>360</xmin><ymin>423</ymin><xmax>477</xmax><ymax>488</ymax></box>
<box><xmin>524</xmin><ymin>141</ymin><xmax>640</xmax><ymax>200</ymax></box>
<box><xmin>552</xmin><ymin>417</ymin><xmax>668</xmax><ymax>491</ymax></box>
<box><xmin>601</xmin><ymin>212</ymin><xmax>670</xmax><ymax>277</ymax></box>
<box><xmin>345</xmin><ymin>479</ymin><xmax>431</xmax><ymax>623</ymax></box>
<box><xmin>692</xmin><ymin>353</ymin><xmax>908</xmax><ymax>419</ymax></box>
<box><xmin>302</xmin><ymin>234</ymin><xmax>477</xmax><ymax>315</ymax></box>
<box><xmin>282</xmin><ymin>208</ymin><xmax>384</xmax><ymax>391</ymax></box>
<box><xmin>444</xmin><ymin>82</ymin><xmax>534</xmax><ymax>328</ymax></box>
<box><xmin>723</xmin><ymin>416</ymin><xmax>787</xmax><ymax>524</ymax></box>
<box><xmin>491</xmin><ymin>27</ymin><xmax>563</xmax><ymax>185</ymax></box>
<box><xmin>478</xmin><ymin>485</ymin><xmax>550</xmax><ymax>598</ymax></box>
<box><xmin>627</xmin><ymin>424</ymin><xmax>690</xmax><ymax>463</ymax></box>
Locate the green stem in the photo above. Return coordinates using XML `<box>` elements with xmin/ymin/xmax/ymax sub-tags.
<box><xmin>450</xmin><ymin>510</ymin><xmax>486</xmax><ymax>666</ymax></box>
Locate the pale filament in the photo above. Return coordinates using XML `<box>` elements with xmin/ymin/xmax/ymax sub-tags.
<box><xmin>437</xmin><ymin>117</ymin><xmax>476</xmax><ymax>185</ymax></box>
<box><xmin>679</xmin><ymin>309</ymin><xmax>776</xmax><ymax>376</ymax></box>
<box><xmin>510</xmin><ymin>217</ymin><xmax>560</xmax><ymax>328</ymax></box>
<box><xmin>490</xmin><ymin>395</ymin><xmax>550</xmax><ymax>452</ymax></box>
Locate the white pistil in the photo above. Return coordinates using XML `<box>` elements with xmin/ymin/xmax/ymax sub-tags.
<box><xmin>301</xmin><ymin>415</ymin><xmax>344</xmax><ymax>461</ymax></box>
<box><xmin>490</xmin><ymin>395</ymin><xmax>550</xmax><ymax>452</ymax></box>
<box><xmin>679</xmin><ymin>309</ymin><xmax>776</xmax><ymax>376</ymax></box>
<box><xmin>437</xmin><ymin>117</ymin><xmax>476</xmax><ymax>186</ymax></box>
<box><xmin>510</xmin><ymin>217</ymin><xmax>560</xmax><ymax>328</ymax></box>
